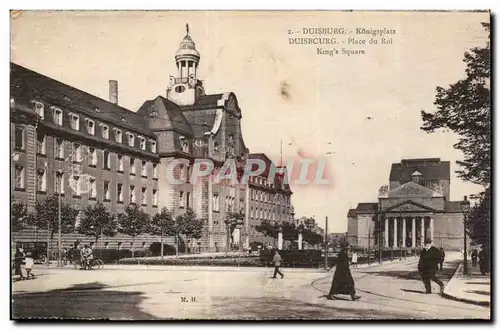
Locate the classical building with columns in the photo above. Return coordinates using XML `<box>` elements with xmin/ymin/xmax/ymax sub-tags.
<box><xmin>347</xmin><ymin>158</ymin><xmax>465</xmax><ymax>250</ymax></box>
<box><xmin>11</xmin><ymin>24</ymin><xmax>294</xmax><ymax>252</ymax></box>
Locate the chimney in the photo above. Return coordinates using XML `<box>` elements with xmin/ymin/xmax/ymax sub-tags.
<box><xmin>109</xmin><ymin>80</ymin><xmax>118</xmax><ymax>104</ymax></box>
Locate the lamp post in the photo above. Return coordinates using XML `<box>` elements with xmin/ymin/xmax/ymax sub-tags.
<box><xmin>460</xmin><ymin>195</ymin><xmax>471</xmax><ymax>275</ymax></box>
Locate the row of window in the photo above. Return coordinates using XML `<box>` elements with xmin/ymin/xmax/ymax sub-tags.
<box><xmin>29</xmin><ymin>102</ymin><xmax>157</xmax><ymax>153</ymax></box>
<box><xmin>250</xmin><ymin>189</ymin><xmax>291</xmax><ymax>206</ymax></box>
<box><xmin>14</xmin><ymin>164</ymin><xmax>159</xmax><ymax>206</ymax></box>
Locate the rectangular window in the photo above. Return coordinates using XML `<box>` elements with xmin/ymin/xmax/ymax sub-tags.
<box><xmin>85</xmin><ymin>118</ymin><xmax>95</xmax><ymax>135</ymax></box>
<box><xmin>33</xmin><ymin>101</ymin><xmax>44</xmax><ymax>119</ymax></box>
<box><xmin>153</xmin><ymin>164</ymin><xmax>158</xmax><ymax>179</ymax></box>
<box><xmin>141</xmin><ymin>187</ymin><xmax>147</xmax><ymax>205</ymax></box>
<box><xmin>186</xmin><ymin>192</ymin><xmax>191</xmax><ymax>209</ymax></box>
<box><xmin>130</xmin><ymin>185</ymin><xmax>136</xmax><ymax>204</ymax></box>
<box><xmin>104</xmin><ymin>181</ymin><xmax>110</xmax><ymax>201</ymax></box>
<box><xmin>141</xmin><ymin>161</ymin><xmax>147</xmax><ymax>177</ymax></box>
<box><xmin>36</xmin><ymin>169</ymin><xmax>46</xmax><ymax>192</ymax></box>
<box><xmin>69</xmin><ymin>113</ymin><xmax>80</xmax><ymax>131</ymax></box>
<box><xmin>36</xmin><ymin>133</ymin><xmax>46</xmax><ymax>155</ymax></box>
<box><xmin>150</xmin><ymin>140</ymin><xmax>157</xmax><ymax>153</ymax></box>
<box><xmin>117</xmin><ymin>155</ymin><xmax>124</xmax><ymax>172</ymax></box>
<box><xmin>104</xmin><ymin>151</ymin><xmax>111</xmax><ymax>170</ymax></box>
<box><xmin>89</xmin><ymin>178</ymin><xmax>96</xmax><ymax>199</ymax></box>
<box><xmin>179</xmin><ymin>191</ymin><xmax>185</xmax><ymax>208</ymax></box>
<box><xmin>72</xmin><ymin>143</ymin><xmax>82</xmax><ymax>162</ymax></box>
<box><xmin>213</xmin><ymin>193</ymin><xmax>219</xmax><ymax>212</ymax></box>
<box><xmin>114</xmin><ymin>128</ymin><xmax>122</xmax><ymax>143</ymax></box>
<box><xmin>88</xmin><ymin>147</ymin><xmax>97</xmax><ymax>166</ymax></box>
<box><xmin>55</xmin><ymin>171</ymin><xmax>64</xmax><ymax>194</ymax></box>
<box><xmin>52</xmin><ymin>107</ymin><xmax>63</xmax><ymax>126</ymax></box>
<box><xmin>117</xmin><ymin>183</ymin><xmax>123</xmax><ymax>203</ymax></box>
<box><xmin>101</xmin><ymin>124</ymin><xmax>109</xmax><ymax>139</ymax></box>
<box><xmin>127</xmin><ymin>132</ymin><xmax>135</xmax><ymax>147</ymax></box>
<box><xmin>139</xmin><ymin>136</ymin><xmax>146</xmax><ymax>150</ymax></box>
<box><xmin>14</xmin><ymin>126</ymin><xmax>24</xmax><ymax>150</ymax></box>
<box><xmin>72</xmin><ymin>175</ymin><xmax>80</xmax><ymax>196</ymax></box>
<box><xmin>55</xmin><ymin>139</ymin><xmax>64</xmax><ymax>159</ymax></box>
<box><xmin>153</xmin><ymin>189</ymin><xmax>158</xmax><ymax>207</ymax></box>
<box><xmin>130</xmin><ymin>157</ymin><xmax>136</xmax><ymax>175</ymax></box>
<box><xmin>14</xmin><ymin>165</ymin><xmax>25</xmax><ymax>189</ymax></box>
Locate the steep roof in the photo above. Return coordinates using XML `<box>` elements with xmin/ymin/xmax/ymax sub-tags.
<box><xmin>180</xmin><ymin>93</ymin><xmax>224</xmax><ymax>111</ymax></box>
<box><xmin>347</xmin><ymin>209</ymin><xmax>357</xmax><ymax>217</ymax></box>
<box><xmin>137</xmin><ymin>96</ymin><xmax>193</xmax><ymax>136</ymax></box>
<box><xmin>389</xmin><ymin>158</ymin><xmax>450</xmax><ymax>182</ymax></box>
<box><xmin>355</xmin><ymin>202</ymin><xmax>378</xmax><ymax>214</ymax></box>
<box><xmin>10</xmin><ymin>62</ymin><xmax>154</xmax><ymax>137</ymax></box>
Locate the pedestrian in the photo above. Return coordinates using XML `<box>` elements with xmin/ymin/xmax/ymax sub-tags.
<box><xmin>471</xmin><ymin>248</ymin><xmax>478</xmax><ymax>268</ymax></box>
<box><xmin>23</xmin><ymin>252</ymin><xmax>35</xmax><ymax>280</ymax></box>
<box><xmin>418</xmin><ymin>238</ymin><xmax>444</xmax><ymax>294</ymax></box>
<box><xmin>328</xmin><ymin>242</ymin><xmax>360</xmax><ymax>301</ymax></box>
<box><xmin>13</xmin><ymin>243</ymin><xmax>26</xmax><ymax>281</ymax></box>
<box><xmin>351</xmin><ymin>251</ymin><xmax>358</xmax><ymax>268</ymax></box>
<box><xmin>272</xmin><ymin>250</ymin><xmax>284</xmax><ymax>279</ymax></box>
<box><xmin>478</xmin><ymin>245</ymin><xmax>489</xmax><ymax>276</ymax></box>
<box><xmin>438</xmin><ymin>247</ymin><xmax>445</xmax><ymax>271</ymax></box>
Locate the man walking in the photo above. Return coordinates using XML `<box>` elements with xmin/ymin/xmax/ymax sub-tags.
<box><xmin>272</xmin><ymin>250</ymin><xmax>284</xmax><ymax>279</ymax></box>
<box><xmin>418</xmin><ymin>238</ymin><xmax>444</xmax><ymax>294</ymax></box>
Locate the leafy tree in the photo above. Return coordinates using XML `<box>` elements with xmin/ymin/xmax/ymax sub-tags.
<box><xmin>467</xmin><ymin>188</ymin><xmax>490</xmax><ymax>247</ymax></box>
<box><xmin>281</xmin><ymin>221</ymin><xmax>298</xmax><ymax>241</ymax></box>
<box><xmin>150</xmin><ymin>207</ymin><xmax>175</xmax><ymax>258</ymax></box>
<box><xmin>117</xmin><ymin>204</ymin><xmax>150</xmax><ymax>257</ymax></box>
<box><xmin>11</xmin><ymin>199</ymin><xmax>27</xmax><ymax>233</ymax></box>
<box><xmin>77</xmin><ymin>202</ymin><xmax>117</xmax><ymax>246</ymax></box>
<box><xmin>27</xmin><ymin>194</ymin><xmax>79</xmax><ymax>250</ymax></box>
<box><xmin>302</xmin><ymin>228</ymin><xmax>323</xmax><ymax>248</ymax></box>
<box><xmin>421</xmin><ymin>22</ymin><xmax>491</xmax><ymax>187</ymax></box>
<box><xmin>175</xmin><ymin>207</ymin><xmax>204</xmax><ymax>254</ymax></box>
<box><xmin>255</xmin><ymin>220</ymin><xmax>278</xmax><ymax>239</ymax></box>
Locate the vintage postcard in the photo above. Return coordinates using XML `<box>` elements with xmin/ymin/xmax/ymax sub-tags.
<box><xmin>10</xmin><ymin>10</ymin><xmax>491</xmax><ymax>320</ymax></box>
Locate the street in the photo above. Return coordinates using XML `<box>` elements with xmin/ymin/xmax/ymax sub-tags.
<box><xmin>12</xmin><ymin>255</ymin><xmax>490</xmax><ymax>320</ymax></box>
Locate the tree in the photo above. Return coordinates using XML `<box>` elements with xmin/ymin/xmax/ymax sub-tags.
<box><xmin>421</xmin><ymin>22</ymin><xmax>490</xmax><ymax>187</ymax></box>
<box><xmin>117</xmin><ymin>204</ymin><xmax>150</xmax><ymax>257</ymax></box>
<box><xmin>11</xmin><ymin>199</ymin><xmax>27</xmax><ymax>233</ymax></box>
<box><xmin>255</xmin><ymin>220</ymin><xmax>278</xmax><ymax>239</ymax></box>
<box><xmin>150</xmin><ymin>207</ymin><xmax>175</xmax><ymax>258</ymax></box>
<box><xmin>467</xmin><ymin>188</ymin><xmax>490</xmax><ymax>247</ymax></box>
<box><xmin>27</xmin><ymin>194</ymin><xmax>79</xmax><ymax>250</ymax></box>
<box><xmin>175</xmin><ymin>207</ymin><xmax>204</xmax><ymax>254</ymax></box>
<box><xmin>77</xmin><ymin>202</ymin><xmax>117</xmax><ymax>246</ymax></box>
<box><xmin>302</xmin><ymin>228</ymin><xmax>323</xmax><ymax>248</ymax></box>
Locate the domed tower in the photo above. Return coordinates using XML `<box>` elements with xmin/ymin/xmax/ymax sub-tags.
<box><xmin>167</xmin><ymin>24</ymin><xmax>205</xmax><ymax>106</ymax></box>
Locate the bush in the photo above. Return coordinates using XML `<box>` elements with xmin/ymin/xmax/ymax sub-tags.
<box><xmin>259</xmin><ymin>249</ymin><xmax>323</xmax><ymax>268</ymax></box>
<box><xmin>149</xmin><ymin>242</ymin><xmax>178</xmax><ymax>256</ymax></box>
<box><xmin>117</xmin><ymin>256</ymin><xmax>262</xmax><ymax>267</ymax></box>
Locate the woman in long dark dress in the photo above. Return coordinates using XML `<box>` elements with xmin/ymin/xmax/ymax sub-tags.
<box><xmin>328</xmin><ymin>243</ymin><xmax>360</xmax><ymax>301</ymax></box>
<box><xmin>14</xmin><ymin>244</ymin><xmax>26</xmax><ymax>281</ymax></box>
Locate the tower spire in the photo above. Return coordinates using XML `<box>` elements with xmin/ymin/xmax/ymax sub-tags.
<box><xmin>186</xmin><ymin>23</ymin><xmax>189</xmax><ymax>35</ymax></box>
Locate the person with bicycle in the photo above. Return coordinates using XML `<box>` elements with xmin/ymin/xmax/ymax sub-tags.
<box><xmin>81</xmin><ymin>244</ymin><xmax>94</xmax><ymax>270</ymax></box>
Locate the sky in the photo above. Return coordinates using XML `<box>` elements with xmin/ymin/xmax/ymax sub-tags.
<box><xmin>10</xmin><ymin>11</ymin><xmax>490</xmax><ymax>233</ymax></box>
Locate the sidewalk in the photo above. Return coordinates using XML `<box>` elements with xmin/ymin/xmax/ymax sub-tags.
<box><xmin>443</xmin><ymin>261</ymin><xmax>490</xmax><ymax>307</ymax></box>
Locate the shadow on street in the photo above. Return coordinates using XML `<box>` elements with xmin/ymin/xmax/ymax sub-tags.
<box><xmin>12</xmin><ymin>282</ymin><xmax>161</xmax><ymax>320</ymax></box>
<box><xmin>360</xmin><ymin>261</ymin><xmax>460</xmax><ymax>282</ymax></box>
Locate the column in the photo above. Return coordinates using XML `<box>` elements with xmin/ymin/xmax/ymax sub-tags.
<box><xmin>278</xmin><ymin>231</ymin><xmax>283</xmax><ymax>250</ymax></box>
<box><xmin>412</xmin><ymin>217</ymin><xmax>416</xmax><ymax>248</ymax></box>
<box><xmin>298</xmin><ymin>232</ymin><xmax>303</xmax><ymax>250</ymax></box>
<box><xmin>393</xmin><ymin>218</ymin><xmax>398</xmax><ymax>248</ymax></box>
<box><xmin>402</xmin><ymin>217</ymin><xmax>406</xmax><ymax>248</ymax></box>
<box><xmin>420</xmin><ymin>217</ymin><xmax>425</xmax><ymax>246</ymax></box>
<box><xmin>430</xmin><ymin>217</ymin><xmax>434</xmax><ymax>242</ymax></box>
<box><xmin>384</xmin><ymin>218</ymin><xmax>389</xmax><ymax>247</ymax></box>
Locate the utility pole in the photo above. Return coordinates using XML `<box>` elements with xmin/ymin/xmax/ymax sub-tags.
<box><xmin>368</xmin><ymin>230</ymin><xmax>371</xmax><ymax>265</ymax></box>
<box><xmin>324</xmin><ymin>216</ymin><xmax>328</xmax><ymax>270</ymax></box>
<box><xmin>57</xmin><ymin>192</ymin><xmax>61</xmax><ymax>268</ymax></box>
<box><xmin>378</xmin><ymin>199</ymin><xmax>382</xmax><ymax>264</ymax></box>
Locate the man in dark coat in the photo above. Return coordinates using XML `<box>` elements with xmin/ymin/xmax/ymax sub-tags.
<box><xmin>471</xmin><ymin>249</ymin><xmax>478</xmax><ymax>268</ymax></box>
<box><xmin>418</xmin><ymin>238</ymin><xmax>444</xmax><ymax>294</ymax></box>
<box><xmin>328</xmin><ymin>242</ymin><xmax>360</xmax><ymax>301</ymax></box>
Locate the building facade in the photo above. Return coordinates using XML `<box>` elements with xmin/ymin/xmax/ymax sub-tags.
<box><xmin>10</xmin><ymin>25</ymin><xmax>294</xmax><ymax>252</ymax></box>
<box><xmin>347</xmin><ymin>158</ymin><xmax>465</xmax><ymax>250</ymax></box>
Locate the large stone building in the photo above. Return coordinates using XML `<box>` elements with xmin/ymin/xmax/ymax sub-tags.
<box><xmin>347</xmin><ymin>158</ymin><xmax>465</xmax><ymax>250</ymax></box>
<box><xmin>10</xmin><ymin>25</ymin><xmax>294</xmax><ymax>252</ymax></box>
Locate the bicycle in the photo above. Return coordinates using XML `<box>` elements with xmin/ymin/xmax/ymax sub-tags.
<box><xmin>72</xmin><ymin>258</ymin><xmax>104</xmax><ymax>270</ymax></box>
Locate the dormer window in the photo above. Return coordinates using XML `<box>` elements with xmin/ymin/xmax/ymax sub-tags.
<box><xmin>139</xmin><ymin>136</ymin><xmax>146</xmax><ymax>150</ymax></box>
<box><xmin>113</xmin><ymin>128</ymin><xmax>122</xmax><ymax>143</ymax></box>
<box><xmin>85</xmin><ymin>118</ymin><xmax>95</xmax><ymax>135</ymax></box>
<box><xmin>148</xmin><ymin>111</ymin><xmax>159</xmax><ymax>117</ymax></box>
<box><xmin>411</xmin><ymin>170</ymin><xmax>423</xmax><ymax>184</ymax></box>
<box><xmin>51</xmin><ymin>107</ymin><xmax>63</xmax><ymax>126</ymax></box>
<box><xmin>150</xmin><ymin>140</ymin><xmax>157</xmax><ymax>153</ymax></box>
<box><xmin>182</xmin><ymin>141</ymin><xmax>189</xmax><ymax>153</ymax></box>
<box><xmin>69</xmin><ymin>112</ymin><xmax>79</xmax><ymax>131</ymax></box>
<box><xmin>32</xmin><ymin>101</ymin><xmax>44</xmax><ymax>119</ymax></box>
<box><xmin>127</xmin><ymin>132</ymin><xmax>135</xmax><ymax>147</ymax></box>
<box><xmin>100</xmin><ymin>123</ymin><xmax>109</xmax><ymax>139</ymax></box>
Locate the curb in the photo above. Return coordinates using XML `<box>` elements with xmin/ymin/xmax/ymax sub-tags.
<box><xmin>441</xmin><ymin>263</ymin><xmax>490</xmax><ymax>308</ymax></box>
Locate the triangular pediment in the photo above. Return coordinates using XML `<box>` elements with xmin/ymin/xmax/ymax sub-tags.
<box><xmin>386</xmin><ymin>199</ymin><xmax>436</xmax><ymax>213</ymax></box>
<box><xmin>388</xmin><ymin>181</ymin><xmax>443</xmax><ymax>198</ymax></box>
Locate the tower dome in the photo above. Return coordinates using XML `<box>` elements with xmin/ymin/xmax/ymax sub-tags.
<box><xmin>175</xmin><ymin>24</ymin><xmax>200</xmax><ymax>61</ymax></box>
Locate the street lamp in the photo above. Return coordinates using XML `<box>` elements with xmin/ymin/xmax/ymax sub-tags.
<box><xmin>460</xmin><ymin>195</ymin><xmax>471</xmax><ymax>275</ymax></box>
